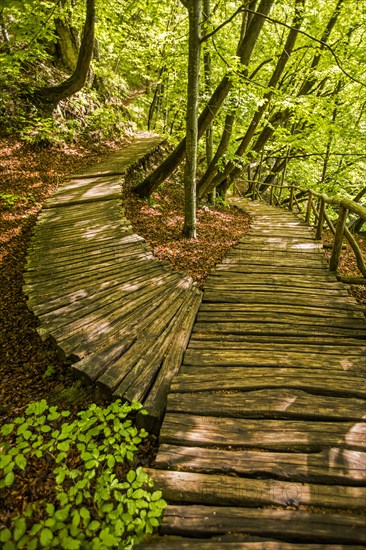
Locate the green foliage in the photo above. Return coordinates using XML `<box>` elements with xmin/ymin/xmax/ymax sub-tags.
<box><xmin>0</xmin><ymin>400</ymin><xmax>166</xmax><ymax>549</ymax></box>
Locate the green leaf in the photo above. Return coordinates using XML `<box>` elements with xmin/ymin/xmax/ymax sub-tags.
<box><xmin>87</xmin><ymin>520</ymin><xmax>100</xmax><ymax>532</ymax></box>
<box><xmin>127</xmin><ymin>470</ymin><xmax>136</xmax><ymax>484</ymax></box>
<box><xmin>0</xmin><ymin>454</ymin><xmax>11</xmax><ymax>469</ymax></box>
<box><xmin>1</xmin><ymin>423</ymin><xmax>14</xmax><ymax>436</ymax></box>
<box><xmin>72</xmin><ymin>510</ymin><xmax>80</xmax><ymax>527</ymax></box>
<box><xmin>14</xmin><ymin>518</ymin><xmax>26</xmax><ymax>542</ymax></box>
<box><xmin>151</xmin><ymin>490</ymin><xmax>163</xmax><ymax>501</ymax></box>
<box><xmin>80</xmin><ymin>507</ymin><xmax>90</xmax><ymax>524</ymax></box>
<box><xmin>0</xmin><ymin>528</ymin><xmax>12</xmax><ymax>542</ymax></box>
<box><xmin>4</xmin><ymin>471</ymin><xmax>15</xmax><ymax>487</ymax></box>
<box><xmin>3</xmin><ymin>540</ymin><xmax>16</xmax><ymax>550</ymax></box>
<box><xmin>54</xmin><ymin>507</ymin><xmax>70</xmax><ymax>522</ymax></box>
<box><xmin>40</xmin><ymin>527</ymin><xmax>53</xmax><ymax>547</ymax></box>
<box><xmin>107</xmin><ymin>455</ymin><xmax>115</xmax><ymax>469</ymax></box>
<box><xmin>46</xmin><ymin>503</ymin><xmax>55</xmax><ymax>516</ymax></box>
<box><xmin>15</xmin><ymin>454</ymin><xmax>27</xmax><ymax>470</ymax></box>
<box><xmin>57</xmin><ymin>441</ymin><xmax>70</xmax><ymax>452</ymax></box>
<box><xmin>132</xmin><ymin>488</ymin><xmax>145</xmax><ymax>499</ymax></box>
<box><xmin>55</xmin><ymin>470</ymin><xmax>66</xmax><ymax>484</ymax></box>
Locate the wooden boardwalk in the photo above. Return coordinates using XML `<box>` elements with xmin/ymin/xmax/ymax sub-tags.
<box><xmin>23</xmin><ymin>134</ymin><xmax>202</xmax><ymax>427</ymax></box>
<box><xmin>140</xmin><ymin>199</ymin><xmax>366</xmax><ymax>548</ymax></box>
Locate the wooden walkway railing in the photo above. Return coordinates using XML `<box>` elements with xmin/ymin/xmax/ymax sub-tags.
<box><xmin>139</xmin><ymin>198</ymin><xmax>366</xmax><ymax>548</ymax></box>
<box><xmin>23</xmin><ymin>134</ymin><xmax>202</xmax><ymax>430</ymax></box>
<box><xmin>249</xmin><ymin>181</ymin><xmax>366</xmax><ymax>285</ymax></box>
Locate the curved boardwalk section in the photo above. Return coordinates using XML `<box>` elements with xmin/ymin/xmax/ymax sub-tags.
<box><xmin>23</xmin><ymin>135</ymin><xmax>202</xmax><ymax>428</ymax></box>
<box><xmin>141</xmin><ymin>199</ymin><xmax>366</xmax><ymax>548</ymax></box>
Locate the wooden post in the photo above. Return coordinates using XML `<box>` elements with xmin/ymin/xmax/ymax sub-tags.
<box><xmin>269</xmin><ymin>185</ymin><xmax>274</xmax><ymax>205</ymax></box>
<box><xmin>316</xmin><ymin>196</ymin><xmax>325</xmax><ymax>240</ymax></box>
<box><xmin>289</xmin><ymin>186</ymin><xmax>294</xmax><ymax>211</ymax></box>
<box><xmin>305</xmin><ymin>190</ymin><xmax>313</xmax><ymax>224</ymax></box>
<box><xmin>329</xmin><ymin>206</ymin><xmax>348</xmax><ymax>272</ymax></box>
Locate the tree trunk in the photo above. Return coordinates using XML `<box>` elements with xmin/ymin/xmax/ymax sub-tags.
<box><xmin>182</xmin><ymin>0</ymin><xmax>202</xmax><ymax>238</ymax></box>
<box><xmin>203</xmin><ymin>0</ymin><xmax>215</xmax><ymax>204</ymax></box>
<box><xmin>32</xmin><ymin>0</ymin><xmax>95</xmax><ymax>111</ymax></box>
<box><xmin>133</xmin><ymin>0</ymin><xmax>274</xmax><ymax>198</ymax></box>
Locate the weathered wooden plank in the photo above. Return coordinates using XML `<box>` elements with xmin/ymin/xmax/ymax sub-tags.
<box><xmin>172</xmin><ymin>368</ymin><xmax>366</xmax><ymax>398</ymax></box>
<box><xmin>196</xmin><ymin>310</ymin><xmax>366</xmax><ymax>330</ymax></box>
<box><xmin>137</xmin><ymin>290</ymin><xmax>202</xmax><ymax>432</ymax></box>
<box><xmin>24</xmin><ymin>249</ymin><xmax>152</xmax><ymax>284</ymax></box>
<box><xmin>98</xmin><ymin>289</ymin><xmax>190</xmax><ymax>394</ymax></box>
<box><xmin>198</xmin><ymin>303</ymin><xmax>365</xmax><ymax>319</ymax></box>
<box><xmin>166</xmin><ymin>390</ymin><xmax>366</xmax><ymax>421</ymax></box>
<box><xmin>183</xmin><ymin>348</ymin><xmax>366</xmax><ymax>372</ymax></box>
<box><xmin>203</xmin><ymin>284</ymin><xmax>350</xmax><ymax>297</ymax></box>
<box><xmin>114</xmin><ymin>290</ymin><xmax>199</xmax><ymax>403</ymax></box>
<box><xmin>38</xmin><ymin>271</ymin><xmax>176</xmax><ymax>332</ymax></box>
<box><xmin>160</xmin><ymin>413</ymin><xmax>366</xmax><ymax>451</ymax></box>
<box><xmin>214</xmin><ymin>265</ymin><xmax>333</xmax><ymax>276</ymax></box>
<box><xmin>136</xmin><ymin>540</ymin><xmax>365</xmax><ymax>549</ymax></box>
<box><xmin>146</xmin><ymin>468</ymin><xmax>366</xmax><ymax>510</ymax></box>
<box><xmin>191</xmin><ymin>326</ymin><xmax>366</xmax><ymax>344</ymax></box>
<box><xmin>202</xmin><ymin>292</ymin><xmax>360</xmax><ymax>312</ymax></box>
<box><xmin>155</xmin><ymin>444</ymin><xmax>366</xmax><ymax>485</ymax></box>
<box><xmin>25</xmin><ymin>239</ymin><xmax>148</xmax><ymax>272</ymax></box>
<box><xmin>53</xmin><ymin>276</ymin><xmax>188</xmax><ymax>356</ymax></box>
<box><xmin>36</xmin><ymin>269</ymin><xmax>171</xmax><ymax>321</ymax></box>
<box><xmin>71</xmin><ymin>336</ymin><xmax>136</xmax><ymax>382</ymax></box>
<box><xmin>64</xmin><ymin>278</ymin><xmax>192</xmax><ymax>361</ymax></box>
<box><xmin>161</xmin><ymin>505</ymin><xmax>366</xmax><ymax>544</ymax></box>
<box><xmin>187</xmin><ymin>340</ymin><xmax>365</xmax><ymax>357</ymax></box>
<box><xmin>28</xmin><ymin>262</ymin><xmax>164</xmax><ymax>314</ymax></box>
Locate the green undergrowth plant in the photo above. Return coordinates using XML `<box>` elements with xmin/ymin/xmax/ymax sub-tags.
<box><xmin>0</xmin><ymin>400</ymin><xmax>166</xmax><ymax>549</ymax></box>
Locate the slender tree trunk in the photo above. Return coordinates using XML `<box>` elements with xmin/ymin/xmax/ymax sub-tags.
<box><xmin>133</xmin><ymin>0</ymin><xmax>274</xmax><ymax>198</ymax></box>
<box><xmin>203</xmin><ymin>0</ymin><xmax>215</xmax><ymax>204</ymax></box>
<box><xmin>182</xmin><ymin>0</ymin><xmax>202</xmax><ymax>238</ymax></box>
<box><xmin>32</xmin><ymin>0</ymin><xmax>95</xmax><ymax>111</ymax></box>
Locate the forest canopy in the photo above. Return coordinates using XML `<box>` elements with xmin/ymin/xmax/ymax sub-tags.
<box><xmin>0</xmin><ymin>0</ymin><xmax>365</xmax><ymax>210</ymax></box>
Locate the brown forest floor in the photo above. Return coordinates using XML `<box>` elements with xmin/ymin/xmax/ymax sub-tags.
<box><xmin>0</xmin><ymin>135</ymin><xmax>365</xmax><ymax>419</ymax></box>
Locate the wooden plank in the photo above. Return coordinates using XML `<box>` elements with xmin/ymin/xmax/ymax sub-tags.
<box><xmin>198</xmin><ymin>303</ymin><xmax>365</xmax><ymax>319</ymax></box>
<box><xmin>172</xmin><ymin>368</ymin><xmax>366</xmax><ymax>399</ymax></box>
<box><xmin>202</xmin><ymin>292</ymin><xmax>360</xmax><ymax>311</ymax></box>
<box><xmin>187</xmin><ymin>340</ymin><xmax>365</xmax><ymax>357</ymax></box>
<box><xmin>146</xmin><ymin>468</ymin><xmax>366</xmax><ymax>510</ymax></box>
<box><xmin>71</xmin><ymin>336</ymin><xmax>136</xmax><ymax>382</ymax></box>
<box><xmin>183</xmin><ymin>348</ymin><xmax>366</xmax><ymax>372</ymax></box>
<box><xmin>155</xmin><ymin>444</ymin><xmax>366</xmax><ymax>485</ymax></box>
<box><xmin>98</xmin><ymin>290</ymin><xmax>190</xmax><ymax>394</ymax></box>
<box><xmin>160</xmin><ymin>414</ymin><xmax>366</xmax><ymax>451</ymax></box>
<box><xmin>191</xmin><ymin>326</ymin><xmax>366</xmax><ymax>344</ymax></box>
<box><xmin>167</xmin><ymin>390</ymin><xmax>366</xmax><ymax>421</ymax></box>
<box><xmin>161</xmin><ymin>505</ymin><xmax>366</xmax><ymax>544</ymax></box>
<box><xmin>213</xmin><ymin>265</ymin><xmax>332</xmax><ymax>276</ymax></box>
<box><xmin>64</xmin><ymin>278</ymin><xmax>192</xmax><ymax>361</ymax></box>
<box><xmin>137</xmin><ymin>290</ymin><xmax>202</xmax><ymax>432</ymax></box>
<box><xmin>38</xmin><ymin>271</ymin><xmax>176</xmax><ymax>332</ymax></box>
<box><xmin>203</xmin><ymin>284</ymin><xmax>350</xmax><ymax>297</ymax></box>
<box><xmin>115</xmin><ymin>290</ymin><xmax>198</xmax><ymax>403</ymax></box>
<box><xmin>28</xmin><ymin>262</ymin><xmax>164</xmax><ymax>314</ymax></box>
<box><xmin>136</xmin><ymin>540</ymin><xmax>365</xmax><ymax>549</ymax></box>
<box><xmin>54</xmin><ymin>276</ymin><xmax>188</xmax><ymax>356</ymax></box>
<box><xmin>38</xmin><ymin>273</ymin><xmax>182</xmax><ymax>343</ymax></box>
<box><xmin>24</xmin><ymin>249</ymin><xmax>152</xmax><ymax>284</ymax></box>
<box><xmin>25</xmin><ymin>239</ymin><xmax>149</xmax><ymax>272</ymax></box>
<box><xmin>196</xmin><ymin>310</ymin><xmax>366</xmax><ymax>331</ymax></box>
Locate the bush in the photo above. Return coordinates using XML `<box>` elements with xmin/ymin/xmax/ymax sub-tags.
<box><xmin>0</xmin><ymin>400</ymin><xmax>166</xmax><ymax>549</ymax></box>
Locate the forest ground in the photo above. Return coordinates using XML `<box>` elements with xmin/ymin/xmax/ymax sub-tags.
<box><xmin>1</xmin><ymin>135</ymin><xmax>365</xmax><ymax>415</ymax></box>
